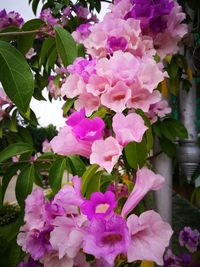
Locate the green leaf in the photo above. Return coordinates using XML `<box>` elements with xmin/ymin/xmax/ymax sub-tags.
<box><xmin>15</xmin><ymin>164</ymin><xmax>35</xmax><ymax>208</ymax></box>
<box><xmin>18</xmin><ymin>19</ymin><xmax>45</xmax><ymax>54</ymax></box>
<box><xmin>68</xmin><ymin>156</ymin><xmax>86</xmax><ymax>176</ymax></box>
<box><xmin>145</xmin><ymin>128</ymin><xmax>153</xmax><ymax>152</ymax></box>
<box><xmin>46</xmin><ymin>47</ymin><xmax>57</xmax><ymax>71</ymax></box>
<box><xmin>63</xmin><ymin>99</ymin><xmax>75</xmax><ymax>116</ymax></box>
<box><xmin>86</xmin><ymin>171</ymin><xmax>102</xmax><ymax>199</ymax></box>
<box><xmin>124</xmin><ymin>139</ymin><xmax>147</xmax><ymax>169</ymax></box>
<box><xmin>0</xmin><ymin>143</ymin><xmax>33</xmax><ymax>163</ymax></box>
<box><xmin>32</xmin><ymin>0</ymin><xmax>40</xmax><ymax>15</ymax></box>
<box><xmin>39</xmin><ymin>37</ymin><xmax>55</xmax><ymax>66</ymax></box>
<box><xmin>159</xmin><ymin>137</ymin><xmax>176</xmax><ymax>157</ymax></box>
<box><xmin>2</xmin><ymin>164</ymin><xmax>22</xmax><ymax>203</ymax></box>
<box><xmin>49</xmin><ymin>158</ymin><xmax>66</xmax><ymax>194</ymax></box>
<box><xmin>82</xmin><ymin>164</ymin><xmax>99</xmax><ymax>196</ymax></box>
<box><xmin>0</xmin><ymin>41</ymin><xmax>34</xmax><ymax>112</ymax></box>
<box><xmin>55</xmin><ymin>27</ymin><xmax>77</xmax><ymax>67</ymax></box>
<box><xmin>167</xmin><ymin>56</ymin><xmax>179</xmax><ymax>79</ymax></box>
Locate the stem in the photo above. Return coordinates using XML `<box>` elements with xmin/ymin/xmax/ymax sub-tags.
<box><xmin>0</xmin><ymin>30</ymin><xmax>39</xmax><ymax>36</ymax></box>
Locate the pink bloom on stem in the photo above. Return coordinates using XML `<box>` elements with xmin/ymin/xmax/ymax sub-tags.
<box><xmin>112</xmin><ymin>113</ymin><xmax>148</xmax><ymax>146</ymax></box>
<box><xmin>25</xmin><ymin>48</ymin><xmax>36</xmax><ymax>59</ymax></box>
<box><xmin>61</xmin><ymin>74</ymin><xmax>85</xmax><ymax>98</ymax></box>
<box><xmin>127</xmin><ymin>210</ymin><xmax>173</xmax><ymax>265</ymax></box>
<box><xmin>66</xmin><ymin>108</ymin><xmax>85</xmax><ymax>127</ymax></box>
<box><xmin>137</xmin><ymin>56</ymin><xmax>164</xmax><ymax>93</ymax></box>
<box><xmin>75</xmin><ymin>92</ymin><xmax>100</xmax><ymax>116</ymax></box>
<box><xmin>52</xmin><ymin>176</ymin><xmax>84</xmax><ymax>214</ymax></box>
<box><xmin>96</xmin><ymin>51</ymin><xmax>140</xmax><ymax>83</ymax></box>
<box><xmin>127</xmin><ymin>88</ymin><xmax>161</xmax><ymax>112</ymax></box>
<box><xmin>90</xmin><ymin>137</ymin><xmax>122</xmax><ymax>173</ymax></box>
<box><xmin>24</xmin><ymin>189</ymin><xmax>45</xmax><ymax>230</ymax></box>
<box><xmin>0</xmin><ymin>87</ymin><xmax>11</xmax><ymax>106</ymax></box>
<box><xmin>50</xmin><ymin>215</ymin><xmax>86</xmax><ymax>259</ymax></box>
<box><xmin>121</xmin><ymin>167</ymin><xmax>165</xmax><ymax>217</ymax></box>
<box><xmin>74</xmin><ymin>252</ymin><xmax>90</xmax><ymax>267</ymax></box>
<box><xmin>50</xmin><ymin>125</ymin><xmax>91</xmax><ymax>158</ymax></box>
<box><xmin>86</xmin><ymin>75</ymin><xmax>109</xmax><ymax>96</ymax></box>
<box><xmin>101</xmin><ymin>81</ymin><xmax>131</xmax><ymax>112</ymax></box>
<box><xmin>150</xmin><ymin>100</ymin><xmax>172</xmax><ymax>118</ymax></box>
<box><xmin>72</xmin><ymin>23</ymin><xmax>92</xmax><ymax>43</ymax></box>
<box><xmin>83</xmin><ymin>214</ymin><xmax>129</xmax><ymax>265</ymax></box>
<box><xmin>81</xmin><ymin>191</ymin><xmax>117</xmax><ymax>220</ymax></box>
<box><xmin>43</xmin><ymin>253</ymin><xmax>74</xmax><ymax>267</ymax></box>
<box><xmin>42</xmin><ymin>139</ymin><xmax>52</xmax><ymax>153</ymax></box>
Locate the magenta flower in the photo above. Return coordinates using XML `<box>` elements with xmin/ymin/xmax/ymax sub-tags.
<box><xmin>90</xmin><ymin>137</ymin><xmax>122</xmax><ymax>173</ymax></box>
<box><xmin>66</xmin><ymin>108</ymin><xmax>85</xmax><ymax>127</ymax></box>
<box><xmin>81</xmin><ymin>191</ymin><xmax>117</xmax><ymax>220</ymax></box>
<box><xmin>179</xmin><ymin>227</ymin><xmax>200</xmax><ymax>253</ymax></box>
<box><xmin>0</xmin><ymin>9</ymin><xmax>24</xmax><ymax>29</ymax></box>
<box><xmin>112</xmin><ymin>112</ymin><xmax>148</xmax><ymax>146</ymax></box>
<box><xmin>18</xmin><ymin>257</ymin><xmax>42</xmax><ymax>267</ymax></box>
<box><xmin>127</xmin><ymin>210</ymin><xmax>173</xmax><ymax>265</ymax></box>
<box><xmin>121</xmin><ymin>167</ymin><xmax>165</xmax><ymax>217</ymax></box>
<box><xmin>83</xmin><ymin>214</ymin><xmax>129</xmax><ymax>265</ymax></box>
<box><xmin>107</xmin><ymin>36</ymin><xmax>128</xmax><ymax>53</ymax></box>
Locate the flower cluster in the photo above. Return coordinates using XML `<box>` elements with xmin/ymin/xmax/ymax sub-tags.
<box><xmin>61</xmin><ymin>53</ymin><xmax>165</xmax><ymax>116</ymax></box>
<box><xmin>51</xmin><ymin>108</ymin><xmax>148</xmax><ymax>173</ymax></box>
<box><xmin>164</xmin><ymin>227</ymin><xmax>200</xmax><ymax>267</ymax></box>
<box><xmin>73</xmin><ymin>0</ymin><xmax>187</xmax><ymax>59</ymax></box>
<box><xmin>17</xmin><ymin>169</ymin><xmax>172</xmax><ymax>266</ymax></box>
<box><xmin>0</xmin><ymin>9</ymin><xmax>24</xmax><ymax>30</ymax></box>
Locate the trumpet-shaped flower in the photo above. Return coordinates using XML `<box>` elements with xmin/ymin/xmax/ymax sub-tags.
<box><xmin>112</xmin><ymin>113</ymin><xmax>147</xmax><ymax>146</ymax></box>
<box><xmin>121</xmin><ymin>167</ymin><xmax>165</xmax><ymax>217</ymax></box>
<box><xmin>127</xmin><ymin>210</ymin><xmax>173</xmax><ymax>265</ymax></box>
<box><xmin>90</xmin><ymin>137</ymin><xmax>122</xmax><ymax>173</ymax></box>
<box><xmin>81</xmin><ymin>191</ymin><xmax>117</xmax><ymax>220</ymax></box>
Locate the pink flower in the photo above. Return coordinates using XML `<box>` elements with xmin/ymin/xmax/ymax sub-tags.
<box><xmin>66</xmin><ymin>108</ymin><xmax>85</xmax><ymax>127</ymax></box>
<box><xmin>75</xmin><ymin>92</ymin><xmax>100</xmax><ymax>116</ymax></box>
<box><xmin>42</xmin><ymin>139</ymin><xmax>52</xmax><ymax>153</ymax></box>
<box><xmin>127</xmin><ymin>88</ymin><xmax>161</xmax><ymax>112</ymax></box>
<box><xmin>24</xmin><ymin>189</ymin><xmax>45</xmax><ymax>230</ymax></box>
<box><xmin>83</xmin><ymin>214</ymin><xmax>129</xmax><ymax>265</ymax></box>
<box><xmin>61</xmin><ymin>74</ymin><xmax>85</xmax><ymax>98</ymax></box>
<box><xmin>43</xmin><ymin>253</ymin><xmax>74</xmax><ymax>267</ymax></box>
<box><xmin>0</xmin><ymin>87</ymin><xmax>11</xmax><ymax>106</ymax></box>
<box><xmin>137</xmin><ymin>57</ymin><xmax>164</xmax><ymax>93</ymax></box>
<box><xmin>86</xmin><ymin>75</ymin><xmax>109</xmax><ymax>96</ymax></box>
<box><xmin>96</xmin><ymin>51</ymin><xmax>139</xmax><ymax>83</ymax></box>
<box><xmin>127</xmin><ymin>210</ymin><xmax>173</xmax><ymax>265</ymax></box>
<box><xmin>101</xmin><ymin>81</ymin><xmax>131</xmax><ymax>112</ymax></box>
<box><xmin>121</xmin><ymin>167</ymin><xmax>165</xmax><ymax>217</ymax></box>
<box><xmin>74</xmin><ymin>252</ymin><xmax>90</xmax><ymax>267</ymax></box>
<box><xmin>50</xmin><ymin>125</ymin><xmax>91</xmax><ymax>158</ymax></box>
<box><xmin>47</xmin><ymin>77</ymin><xmax>61</xmax><ymax>100</ymax></box>
<box><xmin>112</xmin><ymin>113</ymin><xmax>147</xmax><ymax>146</ymax></box>
<box><xmin>150</xmin><ymin>100</ymin><xmax>172</xmax><ymax>118</ymax></box>
<box><xmin>52</xmin><ymin>176</ymin><xmax>84</xmax><ymax>214</ymax></box>
<box><xmin>81</xmin><ymin>191</ymin><xmax>117</xmax><ymax>220</ymax></box>
<box><xmin>90</xmin><ymin>137</ymin><xmax>122</xmax><ymax>173</ymax></box>
<box><xmin>50</xmin><ymin>215</ymin><xmax>86</xmax><ymax>259</ymax></box>
<box><xmin>25</xmin><ymin>48</ymin><xmax>36</xmax><ymax>59</ymax></box>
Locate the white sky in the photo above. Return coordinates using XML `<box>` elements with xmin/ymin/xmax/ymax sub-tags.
<box><xmin>0</xmin><ymin>0</ymin><xmax>109</xmax><ymax>128</ymax></box>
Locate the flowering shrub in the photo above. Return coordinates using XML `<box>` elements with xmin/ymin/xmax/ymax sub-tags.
<box><xmin>164</xmin><ymin>227</ymin><xmax>200</xmax><ymax>267</ymax></box>
<box><xmin>0</xmin><ymin>0</ymin><xmax>193</xmax><ymax>266</ymax></box>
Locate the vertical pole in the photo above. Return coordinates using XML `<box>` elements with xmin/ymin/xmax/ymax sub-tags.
<box><xmin>153</xmin><ymin>138</ymin><xmax>173</xmax><ymax>224</ymax></box>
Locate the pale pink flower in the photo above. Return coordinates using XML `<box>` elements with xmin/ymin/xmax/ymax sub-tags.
<box><xmin>127</xmin><ymin>88</ymin><xmax>161</xmax><ymax>112</ymax></box>
<box><xmin>25</xmin><ymin>48</ymin><xmax>36</xmax><ymax>59</ymax></box>
<box><xmin>50</xmin><ymin>125</ymin><xmax>91</xmax><ymax>158</ymax></box>
<box><xmin>47</xmin><ymin>78</ymin><xmax>61</xmax><ymax>100</ymax></box>
<box><xmin>112</xmin><ymin>113</ymin><xmax>148</xmax><ymax>146</ymax></box>
<box><xmin>151</xmin><ymin>100</ymin><xmax>172</xmax><ymax>118</ymax></box>
<box><xmin>52</xmin><ymin>176</ymin><xmax>84</xmax><ymax>214</ymax></box>
<box><xmin>42</xmin><ymin>139</ymin><xmax>52</xmax><ymax>153</ymax></box>
<box><xmin>137</xmin><ymin>57</ymin><xmax>164</xmax><ymax>93</ymax></box>
<box><xmin>74</xmin><ymin>92</ymin><xmax>100</xmax><ymax>116</ymax></box>
<box><xmin>50</xmin><ymin>215</ymin><xmax>86</xmax><ymax>259</ymax></box>
<box><xmin>101</xmin><ymin>81</ymin><xmax>131</xmax><ymax>112</ymax></box>
<box><xmin>61</xmin><ymin>74</ymin><xmax>85</xmax><ymax>98</ymax></box>
<box><xmin>24</xmin><ymin>189</ymin><xmax>45</xmax><ymax>230</ymax></box>
<box><xmin>127</xmin><ymin>210</ymin><xmax>173</xmax><ymax>265</ymax></box>
<box><xmin>74</xmin><ymin>252</ymin><xmax>90</xmax><ymax>267</ymax></box>
<box><xmin>0</xmin><ymin>87</ymin><xmax>11</xmax><ymax>106</ymax></box>
<box><xmin>96</xmin><ymin>51</ymin><xmax>140</xmax><ymax>83</ymax></box>
<box><xmin>86</xmin><ymin>75</ymin><xmax>109</xmax><ymax>96</ymax></box>
<box><xmin>121</xmin><ymin>167</ymin><xmax>165</xmax><ymax>217</ymax></box>
<box><xmin>90</xmin><ymin>137</ymin><xmax>122</xmax><ymax>173</ymax></box>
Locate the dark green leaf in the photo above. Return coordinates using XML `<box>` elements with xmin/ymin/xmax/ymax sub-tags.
<box><xmin>0</xmin><ymin>41</ymin><xmax>34</xmax><ymax>112</ymax></box>
<box><xmin>39</xmin><ymin>37</ymin><xmax>55</xmax><ymax>66</ymax></box>
<box><xmin>15</xmin><ymin>164</ymin><xmax>35</xmax><ymax>208</ymax></box>
<box><xmin>49</xmin><ymin>157</ymin><xmax>66</xmax><ymax>194</ymax></box>
<box><xmin>0</xmin><ymin>143</ymin><xmax>33</xmax><ymax>163</ymax></box>
<box><xmin>55</xmin><ymin>27</ymin><xmax>77</xmax><ymax>67</ymax></box>
<box><xmin>32</xmin><ymin>0</ymin><xmax>40</xmax><ymax>15</ymax></box>
<box><xmin>68</xmin><ymin>156</ymin><xmax>86</xmax><ymax>176</ymax></box>
<box><xmin>86</xmin><ymin>171</ymin><xmax>102</xmax><ymax>199</ymax></box>
<box><xmin>63</xmin><ymin>99</ymin><xmax>75</xmax><ymax>116</ymax></box>
<box><xmin>159</xmin><ymin>137</ymin><xmax>176</xmax><ymax>157</ymax></box>
<box><xmin>82</xmin><ymin>164</ymin><xmax>99</xmax><ymax>195</ymax></box>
